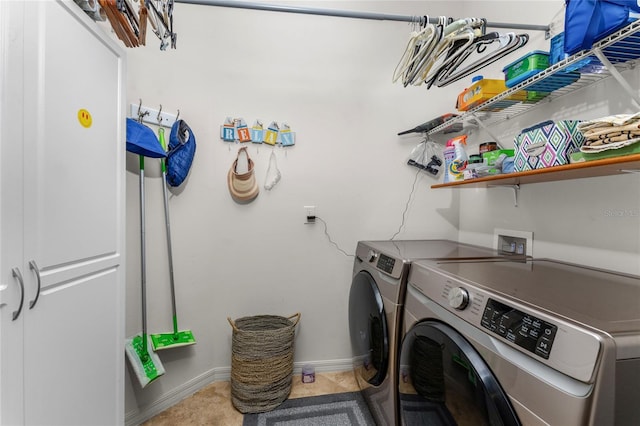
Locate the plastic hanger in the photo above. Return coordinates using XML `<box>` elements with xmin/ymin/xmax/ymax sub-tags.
<box><xmin>403</xmin><ymin>17</ymin><xmax>446</xmax><ymax>86</ymax></box>
<box><xmin>393</xmin><ymin>16</ymin><xmax>441</xmax><ymax>85</ymax></box>
<box><xmin>434</xmin><ymin>32</ymin><xmax>529</xmax><ymax>87</ymax></box>
<box><xmin>415</xmin><ymin>22</ymin><xmax>480</xmax><ymax>87</ymax></box>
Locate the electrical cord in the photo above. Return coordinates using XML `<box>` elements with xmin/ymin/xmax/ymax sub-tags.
<box><xmin>390</xmin><ymin>166</ymin><xmax>422</xmax><ymax>241</ymax></box>
<box><xmin>312</xmin><ymin>143</ymin><xmax>427</xmax><ymax>250</ymax></box>
<box><xmin>315</xmin><ymin>217</ymin><xmax>354</xmax><ymax>258</ymax></box>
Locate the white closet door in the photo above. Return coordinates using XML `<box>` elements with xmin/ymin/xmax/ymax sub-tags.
<box><xmin>0</xmin><ymin>1</ymin><xmax>26</xmax><ymax>425</ymax></box>
<box><xmin>22</xmin><ymin>1</ymin><xmax>125</xmax><ymax>425</ymax></box>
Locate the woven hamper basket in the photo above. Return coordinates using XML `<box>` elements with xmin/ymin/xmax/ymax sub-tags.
<box><xmin>228</xmin><ymin>313</ymin><xmax>301</xmax><ymax>413</ymax></box>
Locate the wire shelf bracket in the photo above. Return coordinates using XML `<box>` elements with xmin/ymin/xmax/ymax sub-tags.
<box><xmin>487</xmin><ymin>184</ymin><xmax>520</xmax><ymax>207</ymax></box>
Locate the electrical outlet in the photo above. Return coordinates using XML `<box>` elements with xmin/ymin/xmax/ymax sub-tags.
<box><xmin>494</xmin><ymin>228</ymin><xmax>533</xmax><ymax>256</ymax></box>
<box><xmin>304</xmin><ymin>206</ymin><xmax>316</xmax><ymax>224</ymax></box>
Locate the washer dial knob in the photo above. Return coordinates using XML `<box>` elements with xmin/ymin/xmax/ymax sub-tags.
<box><xmin>367</xmin><ymin>250</ymin><xmax>378</xmax><ymax>262</ymax></box>
<box><xmin>448</xmin><ymin>287</ymin><xmax>470</xmax><ymax>310</ymax></box>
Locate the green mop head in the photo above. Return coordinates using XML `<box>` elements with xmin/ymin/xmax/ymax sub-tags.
<box><xmin>151</xmin><ymin>315</ymin><xmax>196</xmax><ymax>351</ymax></box>
<box><xmin>151</xmin><ymin>329</ymin><xmax>196</xmax><ymax>351</ymax></box>
<box><xmin>125</xmin><ymin>334</ymin><xmax>165</xmax><ymax>387</ymax></box>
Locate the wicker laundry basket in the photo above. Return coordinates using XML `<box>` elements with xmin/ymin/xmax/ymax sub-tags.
<box><xmin>228</xmin><ymin>313</ymin><xmax>301</xmax><ymax>414</ymax></box>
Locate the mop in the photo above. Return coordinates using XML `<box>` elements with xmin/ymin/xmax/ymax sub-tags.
<box><xmin>150</xmin><ymin>127</ymin><xmax>196</xmax><ymax>350</ymax></box>
<box><xmin>125</xmin><ymin>118</ymin><xmax>166</xmax><ymax>387</ymax></box>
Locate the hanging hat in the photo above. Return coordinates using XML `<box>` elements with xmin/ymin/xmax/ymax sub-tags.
<box><xmin>126</xmin><ymin>118</ymin><xmax>167</xmax><ymax>158</ymax></box>
<box><xmin>228</xmin><ymin>147</ymin><xmax>259</xmax><ymax>203</ymax></box>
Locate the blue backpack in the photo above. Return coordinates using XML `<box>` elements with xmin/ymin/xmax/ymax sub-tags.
<box><xmin>167</xmin><ymin>120</ymin><xmax>196</xmax><ymax>187</ymax></box>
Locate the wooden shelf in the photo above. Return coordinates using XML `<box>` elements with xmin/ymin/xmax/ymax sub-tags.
<box><xmin>431</xmin><ymin>154</ymin><xmax>640</xmax><ymax>189</ymax></box>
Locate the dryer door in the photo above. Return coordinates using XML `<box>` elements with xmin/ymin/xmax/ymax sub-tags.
<box><xmin>349</xmin><ymin>270</ymin><xmax>389</xmax><ymax>387</ymax></box>
<box><xmin>399</xmin><ymin>320</ymin><xmax>520</xmax><ymax>426</ymax></box>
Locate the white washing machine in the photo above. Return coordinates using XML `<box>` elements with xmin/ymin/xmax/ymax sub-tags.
<box><xmin>399</xmin><ymin>258</ymin><xmax>640</xmax><ymax>425</ymax></box>
<box><xmin>348</xmin><ymin>240</ymin><xmax>511</xmax><ymax>426</ymax></box>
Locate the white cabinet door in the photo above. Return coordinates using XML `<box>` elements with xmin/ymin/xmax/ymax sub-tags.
<box><xmin>0</xmin><ymin>1</ymin><xmax>26</xmax><ymax>425</ymax></box>
<box><xmin>21</xmin><ymin>1</ymin><xmax>125</xmax><ymax>425</ymax></box>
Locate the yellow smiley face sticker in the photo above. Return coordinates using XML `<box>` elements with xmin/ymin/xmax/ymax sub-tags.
<box><xmin>78</xmin><ymin>109</ymin><xmax>92</xmax><ymax>128</ymax></box>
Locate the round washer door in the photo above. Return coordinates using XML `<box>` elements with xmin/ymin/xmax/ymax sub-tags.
<box><xmin>398</xmin><ymin>320</ymin><xmax>520</xmax><ymax>426</ymax></box>
<box><xmin>348</xmin><ymin>270</ymin><xmax>389</xmax><ymax>387</ymax></box>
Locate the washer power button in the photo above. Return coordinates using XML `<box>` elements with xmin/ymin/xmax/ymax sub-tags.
<box><xmin>448</xmin><ymin>287</ymin><xmax>470</xmax><ymax>310</ymax></box>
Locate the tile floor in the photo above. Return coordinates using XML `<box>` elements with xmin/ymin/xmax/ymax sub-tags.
<box><xmin>143</xmin><ymin>371</ymin><xmax>360</xmax><ymax>425</ymax></box>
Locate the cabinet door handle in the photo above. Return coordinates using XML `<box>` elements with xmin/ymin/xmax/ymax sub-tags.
<box><xmin>11</xmin><ymin>268</ymin><xmax>25</xmax><ymax>321</ymax></box>
<box><xmin>28</xmin><ymin>260</ymin><xmax>41</xmax><ymax>309</ymax></box>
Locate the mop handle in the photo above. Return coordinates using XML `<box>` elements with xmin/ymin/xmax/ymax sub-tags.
<box><xmin>158</xmin><ymin>129</ymin><xmax>178</xmax><ymax>332</ymax></box>
<box><xmin>139</xmin><ymin>155</ymin><xmax>149</xmax><ymax>354</ymax></box>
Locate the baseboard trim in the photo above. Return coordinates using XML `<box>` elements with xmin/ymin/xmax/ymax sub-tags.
<box><xmin>125</xmin><ymin>359</ymin><xmax>354</xmax><ymax>425</ymax></box>
<box><xmin>293</xmin><ymin>358</ymin><xmax>353</xmax><ymax>374</ymax></box>
<box><xmin>125</xmin><ymin>366</ymin><xmax>230</xmax><ymax>426</ymax></box>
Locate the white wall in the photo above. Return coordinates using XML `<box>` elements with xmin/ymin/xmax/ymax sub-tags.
<box><xmin>118</xmin><ymin>0</ymin><xmax>640</xmax><ymax>421</ymax></box>
<box><xmin>122</xmin><ymin>1</ymin><xmax>464</xmax><ymax>419</ymax></box>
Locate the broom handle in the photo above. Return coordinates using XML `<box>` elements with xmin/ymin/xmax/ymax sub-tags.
<box><xmin>158</xmin><ymin>128</ymin><xmax>179</xmax><ymax>334</ymax></box>
<box><xmin>139</xmin><ymin>155</ymin><xmax>149</xmax><ymax>354</ymax></box>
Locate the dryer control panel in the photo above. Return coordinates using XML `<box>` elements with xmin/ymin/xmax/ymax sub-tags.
<box><xmin>482</xmin><ymin>298</ymin><xmax>557</xmax><ymax>359</ymax></box>
<box><xmin>376</xmin><ymin>254</ymin><xmax>396</xmax><ymax>274</ymax></box>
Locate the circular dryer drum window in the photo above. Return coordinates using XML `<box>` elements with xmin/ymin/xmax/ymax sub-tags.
<box><xmin>348</xmin><ymin>271</ymin><xmax>389</xmax><ymax>387</ymax></box>
<box><xmin>399</xmin><ymin>320</ymin><xmax>520</xmax><ymax>426</ymax></box>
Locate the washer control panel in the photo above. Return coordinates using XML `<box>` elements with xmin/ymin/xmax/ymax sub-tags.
<box><xmin>376</xmin><ymin>253</ymin><xmax>396</xmax><ymax>274</ymax></box>
<box><xmin>482</xmin><ymin>298</ymin><xmax>558</xmax><ymax>359</ymax></box>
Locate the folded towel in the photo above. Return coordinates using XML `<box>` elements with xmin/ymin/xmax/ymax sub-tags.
<box><xmin>577</xmin><ymin>112</ymin><xmax>640</xmax><ymax>131</ymax></box>
<box><xmin>582</xmin><ymin>122</ymin><xmax>640</xmax><ymax>137</ymax></box>
<box><xmin>584</xmin><ymin>131</ymin><xmax>640</xmax><ymax>146</ymax></box>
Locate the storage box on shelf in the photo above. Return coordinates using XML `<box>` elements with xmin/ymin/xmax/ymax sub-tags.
<box><xmin>513</xmin><ymin>120</ymin><xmax>585</xmax><ymax>171</ymax></box>
<box><xmin>503</xmin><ymin>50</ymin><xmax>550</xmax><ymax>87</ymax></box>
<box><xmin>456</xmin><ymin>77</ymin><xmax>527</xmax><ymax>112</ymax></box>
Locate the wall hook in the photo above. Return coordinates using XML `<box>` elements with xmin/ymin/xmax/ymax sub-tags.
<box><xmin>176</xmin><ymin>109</ymin><xmax>180</xmax><ymax>121</ymax></box>
<box><xmin>130</xmin><ymin>101</ymin><xmax>176</xmax><ymax>128</ymax></box>
<box><xmin>137</xmin><ymin>98</ymin><xmax>149</xmax><ymax>123</ymax></box>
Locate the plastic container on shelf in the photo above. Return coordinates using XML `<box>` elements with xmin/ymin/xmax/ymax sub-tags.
<box><xmin>480</xmin><ymin>149</ymin><xmax>515</xmax><ymax>175</ymax></box>
<box><xmin>442</xmin><ymin>139</ymin><xmax>456</xmax><ymax>183</ymax></box>
<box><xmin>456</xmin><ymin>76</ymin><xmax>527</xmax><ymax>112</ymax></box>
<box><xmin>502</xmin><ymin>48</ymin><xmax>581</xmax><ymax>93</ymax></box>
<box><xmin>446</xmin><ymin>135</ymin><xmax>468</xmax><ymax>181</ymax></box>
<box><xmin>483</xmin><ymin>149</ymin><xmax>515</xmax><ymax>167</ymax></box>
<box><xmin>479</xmin><ymin>142</ymin><xmax>498</xmax><ymax>154</ymax></box>
<box><xmin>524</xmin><ymin>90</ymin><xmax>551</xmax><ymax>103</ymax></box>
<box><xmin>503</xmin><ymin>50</ymin><xmax>550</xmax><ymax>88</ymax></box>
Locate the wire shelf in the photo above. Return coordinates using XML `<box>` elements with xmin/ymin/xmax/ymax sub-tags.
<box><xmin>428</xmin><ymin>20</ymin><xmax>640</xmax><ymax>134</ymax></box>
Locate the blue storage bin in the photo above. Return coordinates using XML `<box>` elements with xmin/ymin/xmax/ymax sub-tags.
<box><xmin>564</xmin><ymin>0</ymin><xmax>639</xmax><ymax>55</ymax></box>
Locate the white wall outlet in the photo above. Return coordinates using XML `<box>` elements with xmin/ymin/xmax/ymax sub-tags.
<box><xmin>304</xmin><ymin>206</ymin><xmax>316</xmax><ymax>224</ymax></box>
<box><xmin>493</xmin><ymin>228</ymin><xmax>533</xmax><ymax>256</ymax></box>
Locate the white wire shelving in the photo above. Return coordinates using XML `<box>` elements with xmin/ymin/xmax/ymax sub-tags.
<box><xmin>428</xmin><ymin>20</ymin><xmax>640</xmax><ymax>135</ymax></box>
